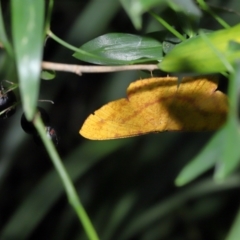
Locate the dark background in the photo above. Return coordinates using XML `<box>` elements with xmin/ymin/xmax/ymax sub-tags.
<box><xmin>0</xmin><ymin>0</ymin><xmax>240</xmax><ymax>239</ymax></box>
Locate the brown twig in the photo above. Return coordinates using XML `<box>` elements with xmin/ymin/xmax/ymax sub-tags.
<box><xmin>41</xmin><ymin>61</ymin><xmax>159</xmax><ymax>76</ymax></box>
<box><xmin>1</xmin><ymin>42</ymin><xmax>159</xmax><ymax>75</ymax></box>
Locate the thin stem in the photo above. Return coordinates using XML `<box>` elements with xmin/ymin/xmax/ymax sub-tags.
<box><xmin>47</xmin><ymin>29</ymin><xmax>81</xmax><ymax>52</ymax></box>
<box><xmin>47</xmin><ymin>30</ymin><xmax>97</xmax><ymax>59</ymax></box>
<box><xmin>34</xmin><ymin>116</ymin><xmax>99</xmax><ymax>240</ymax></box>
<box><xmin>42</xmin><ymin>61</ymin><xmax>159</xmax><ymax>76</ymax></box>
<box><xmin>197</xmin><ymin>0</ymin><xmax>230</xmax><ymax>29</ymax></box>
<box><xmin>150</xmin><ymin>11</ymin><xmax>186</xmax><ymax>41</ymax></box>
<box><xmin>45</xmin><ymin>0</ymin><xmax>54</xmax><ymax>34</ymax></box>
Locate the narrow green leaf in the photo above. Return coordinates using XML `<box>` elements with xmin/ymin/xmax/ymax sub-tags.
<box><xmin>214</xmin><ymin>61</ymin><xmax>240</xmax><ymax>180</ymax></box>
<box><xmin>225</xmin><ymin>206</ymin><xmax>240</xmax><ymax>240</ymax></box>
<box><xmin>11</xmin><ymin>0</ymin><xmax>45</xmax><ymax>120</ymax></box>
<box><xmin>73</xmin><ymin>33</ymin><xmax>163</xmax><ymax>65</ymax></box>
<box><xmin>197</xmin><ymin>0</ymin><xmax>230</xmax><ymax>29</ymax></box>
<box><xmin>176</xmin><ymin>61</ymin><xmax>240</xmax><ymax>185</ymax></box>
<box><xmin>214</xmin><ymin>118</ymin><xmax>240</xmax><ymax>180</ymax></box>
<box><xmin>150</xmin><ymin>11</ymin><xmax>186</xmax><ymax>41</ymax></box>
<box><xmin>159</xmin><ymin>23</ymin><xmax>240</xmax><ymax>73</ymax></box>
<box><xmin>175</xmin><ymin>129</ymin><xmax>223</xmax><ymax>186</ymax></box>
<box><xmin>120</xmin><ymin>176</ymin><xmax>240</xmax><ymax>240</ymax></box>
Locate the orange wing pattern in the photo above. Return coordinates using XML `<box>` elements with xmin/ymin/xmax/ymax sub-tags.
<box><xmin>80</xmin><ymin>76</ymin><xmax>228</xmax><ymax>140</ymax></box>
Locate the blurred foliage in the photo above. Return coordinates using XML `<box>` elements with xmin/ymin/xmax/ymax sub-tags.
<box><xmin>0</xmin><ymin>0</ymin><xmax>240</xmax><ymax>240</ymax></box>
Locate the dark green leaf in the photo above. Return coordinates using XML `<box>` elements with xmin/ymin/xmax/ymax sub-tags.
<box><xmin>73</xmin><ymin>33</ymin><xmax>163</xmax><ymax>65</ymax></box>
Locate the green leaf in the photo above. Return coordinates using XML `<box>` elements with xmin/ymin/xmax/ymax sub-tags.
<box><xmin>214</xmin><ymin>61</ymin><xmax>240</xmax><ymax>180</ymax></box>
<box><xmin>228</xmin><ymin>41</ymin><xmax>240</xmax><ymax>52</ymax></box>
<box><xmin>159</xmin><ymin>23</ymin><xmax>240</xmax><ymax>73</ymax></box>
<box><xmin>41</xmin><ymin>70</ymin><xmax>56</xmax><ymax>80</ymax></box>
<box><xmin>168</xmin><ymin>0</ymin><xmax>201</xmax><ymax>18</ymax></box>
<box><xmin>11</xmin><ymin>0</ymin><xmax>45</xmax><ymax>120</ymax></box>
<box><xmin>225</xmin><ymin>206</ymin><xmax>240</xmax><ymax>240</ymax></box>
<box><xmin>120</xmin><ymin>0</ymin><xmax>167</xmax><ymax>30</ymax></box>
<box><xmin>175</xmin><ymin>130</ymin><xmax>223</xmax><ymax>186</ymax></box>
<box><xmin>176</xmin><ymin>62</ymin><xmax>240</xmax><ymax>185</ymax></box>
<box><xmin>73</xmin><ymin>33</ymin><xmax>163</xmax><ymax>65</ymax></box>
<box><xmin>120</xmin><ymin>176</ymin><xmax>240</xmax><ymax>240</ymax></box>
<box><xmin>214</xmin><ymin>117</ymin><xmax>240</xmax><ymax>180</ymax></box>
<box><xmin>120</xmin><ymin>0</ymin><xmax>201</xmax><ymax>30</ymax></box>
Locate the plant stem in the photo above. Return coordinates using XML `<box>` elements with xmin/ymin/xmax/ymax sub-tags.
<box><xmin>34</xmin><ymin>116</ymin><xmax>99</xmax><ymax>240</ymax></box>
<box><xmin>197</xmin><ymin>0</ymin><xmax>230</xmax><ymax>29</ymax></box>
<box><xmin>47</xmin><ymin>29</ymin><xmax>97</xmax><ymax>59</ymax></box>
<box><xmin>42</xmin><ymin>61</ymin><xmax>159</xmax><ymax>75</ymax></box>
<box><xmin>150</xmin><ymin>11</ymin><xmax>186</xmax><ymax>41</ymax></box>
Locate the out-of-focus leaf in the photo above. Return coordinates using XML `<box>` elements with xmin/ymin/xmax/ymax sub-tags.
<box><xmin>159</xmin><ymin>23</ymin><xmax>240</xmax><ymax>73</ymax></box>
<box><xmin>175</xmin><ymin>129</ymin><xmax>223</xmax><ymax>186</ymax></box>
<box><xmin>11</xmin><ymin>0</ymin><xmax>45</xmax><ymax>120</ymax></box>
<box><xmin>176</xmin><ymin>62</ymin><xmax>240</xmax><ymax>185</ymax></box>
<box><xmin>214</xmin><ymin>61</ymin><xmax>240</xmax><ymax>180</ymax></box>
<box><xmin>120</xmin><ymin>0</ymin><xmax>201</xmax><ymax>30</ymax></box>
<box><xmin>0</xmin><ymin>139</ymin><xmax>130</xmax><ymax>239</ymax></box>
<box><xmin>73</xmin><ymin>33</ymin><xmax>163</xmax><ymax>65</ymax></box>
<box><xmin>119</xmin><ymin>176</ymin><xmax>240</xmax><ymax>240</ymax></box>
<box><xmin>0</xmin><ymin>2</ymin><xmax>13</xmax><ymax>56</ymax></box>
<box><xmin>41</xmin><ymin>70</ymin><xmax>56</xmax><ymax>80</ymax></box>
<box><xmin>228</xmin><ymin>41</ymin><xmax>240</xmax><ymax>51</ymax></box>
<box><xmin>214</xmin><ymin>117</ymin><xmax>240</xmax><ymax>180</ymax></box>
<box><xmin>225</xmin><ymin>206</ymin><xmax>240</xmax><ymax>240</ymax></box>
<box><xmin>168</xmin><ymin>0</ymin><xmax>201</xmax><ymax>18</ymax></box>
<box><xmin>120</xmin><ymin>0</ymin><xmax>167</xmax><ymax>29</ymax></box>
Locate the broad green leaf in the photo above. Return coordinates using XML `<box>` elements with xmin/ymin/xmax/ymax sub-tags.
<box><xmin>159</xmin><ymin>23</ymin><xmax>240</xmax><ymax>73</ymax></box>
<box><xmin>11</xmin><ymin>0</ymin><xmax>45</xmax><ymax>120</ymax></box>
<box><xmin>73</xmin><ymin>33</ymin><xmax>163</xmax><ymax>65</ymax></box>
